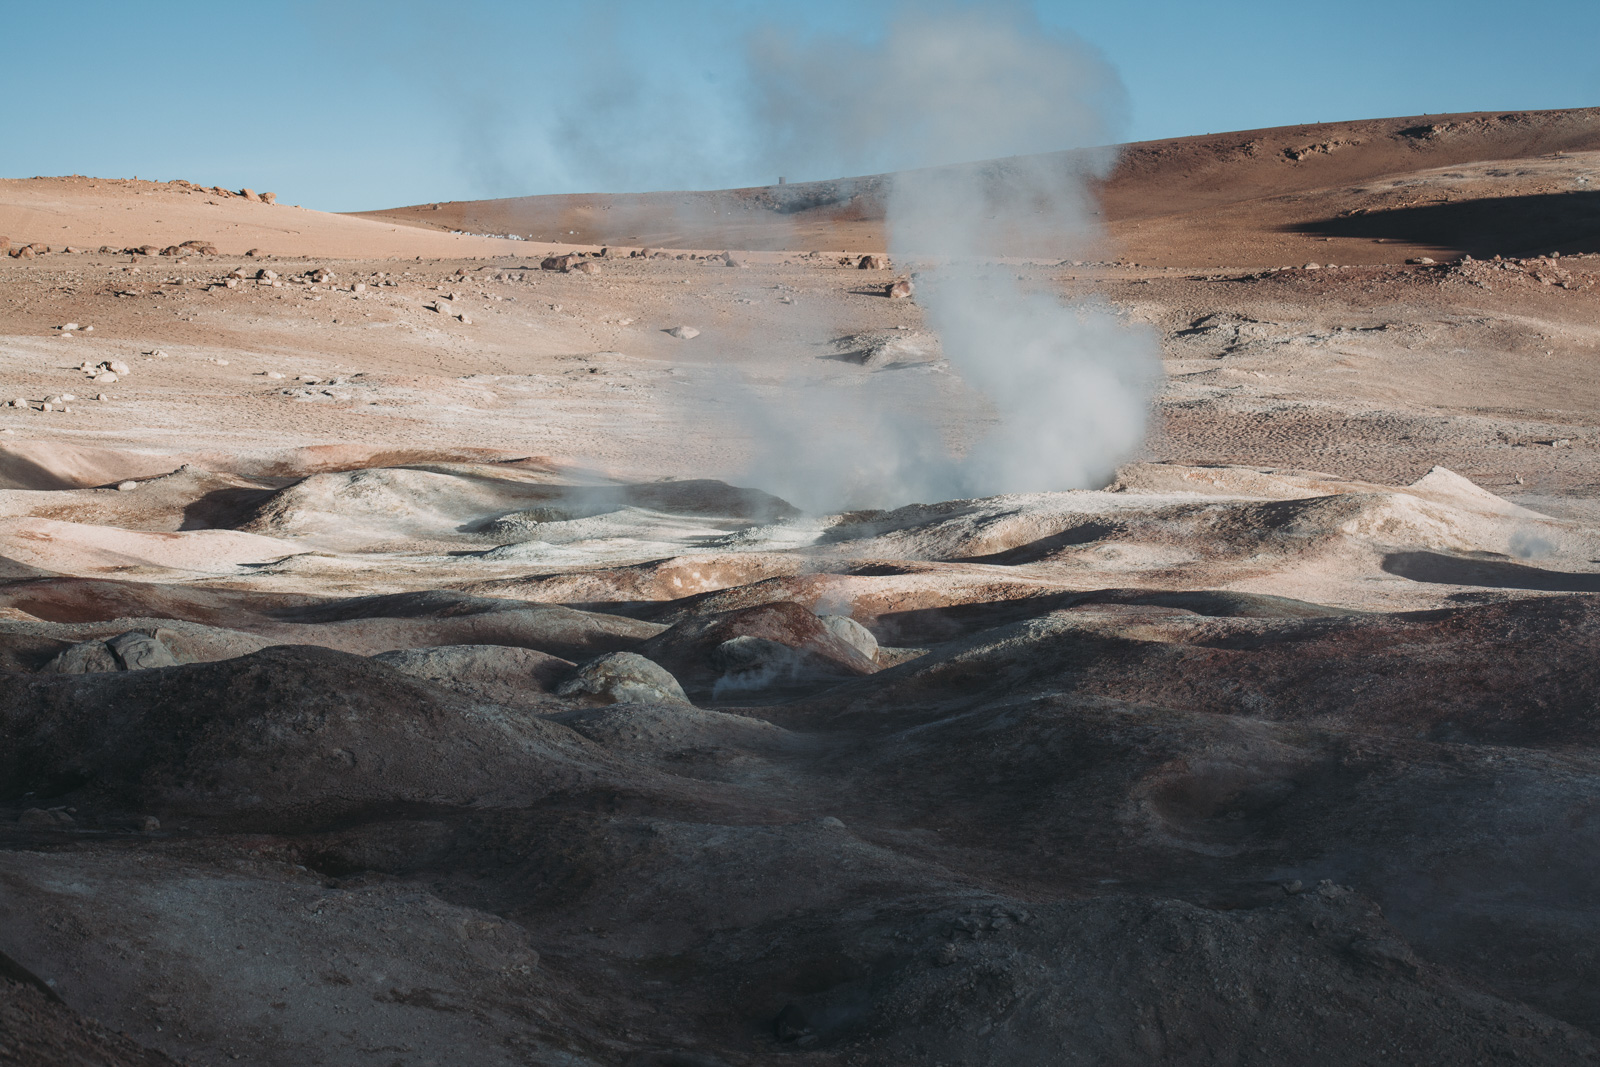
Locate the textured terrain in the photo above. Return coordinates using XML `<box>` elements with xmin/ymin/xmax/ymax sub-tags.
<box><xmin>2</xmin><ymin>110</ymin><xmax>1600</xmax><ymax>1066</ymax></box>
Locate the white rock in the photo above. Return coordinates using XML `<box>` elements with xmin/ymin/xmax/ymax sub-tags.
<box><xmin>666</xmin><ymin>325</ymin><xmax>700</xmax><ymax>339</ymax></box>
<box><xmin>40</xmin><ymin>402</ymin><xmax>53</xmax><ymax>412</ymax></box>
<box><xmin>266</xmin><ymin>371</ymin><xmax>286</xmax><ymax>379</ymax></box>
<box><xmin>352</xmin><ymin>283</ymin><xmax>366</xmax><ymax>292</ymax></box>
<box><xmin>82</xmin><ymin>325</ymin><xmax>93</xmax><ymax>332</ymax></box>
<box><xmin>60</xmin><ymin>323</ymin><xmax>79</xmax><ymax>332</ymax></box>
<box><xmin>93</xmin><ymin>372</ymin><xmax>118</xmax><ymax>384</ymax></box>
<box><xmin>11</xmin><ymin>399</ymin><xmax>26</xmax><ymax>408</ymax></box>
<box><xmin>115</xmin><ymin>480</ymin><xmax>138</xmax><ymax>491</ymax></box>
<box><xmin>106</xmin><ymin>360</ymin><xmax>131</xmax><ymax>375</ymax></box>
<box><xmin>96</xmin><ymin>393</ymin><xmax>108</xmax><ymax>401</ymax></box>
<box><xmin>60</xmin><ymin>394</ymin><xmax>75</xmax><ymax>402</ymax></box>
<box><xmin>458</xmin><ymin>314</ymin><xmax>472</xmax><ymax>325</ymax></box>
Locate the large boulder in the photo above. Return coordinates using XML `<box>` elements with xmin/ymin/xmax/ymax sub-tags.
<box><xmin>556</xmin><ymin>652</ymin><xmax>690</xmax><ymax>706</ymax></box>
<box><xmin>819</xmin><ymin>614</ymin><xmax>879</xmax><ymax>661</ymax></box>
<box><xmin>636</xmin><ymin>602</ymin><xmax>879</xmax><ymax>698</ymax></box>
<box><xmin>42</xmin><ymin>630</ymin><xmax>180</xmax><ymax>674</ymax></box>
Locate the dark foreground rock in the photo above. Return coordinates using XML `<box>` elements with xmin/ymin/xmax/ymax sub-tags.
<box><xmin>2</xmin><ymin>595</ymin><xmax>1600</xmax><ymax>1064</ymax></box>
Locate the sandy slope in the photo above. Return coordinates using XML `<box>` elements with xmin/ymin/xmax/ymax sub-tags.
<box><xmin>0</xmin><ymin>176</ymin><xmax>556</xmax><ymax>260</ymax></box>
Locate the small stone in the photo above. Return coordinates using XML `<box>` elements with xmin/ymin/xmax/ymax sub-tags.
<box><xmin>886</xmin><ymin>278</ymin><xmax>914</xmax><ymax>299</ymax></box>
<box><xmin>96</xmin><ymin>393</ymin><xmax>108</xmax><ymax>401</ymax></box>
<box><xmin>352</xmin><ymin>283</ymin><xmax>366</xmax><ymax>292</ymax></box>
<box><xmin>245</xmin><ymin>248</ymin><xmax>264</xmax><ymax>257</ymax></box>
<box><xmin>433</xmin><ymin>301</ymin><xmax>453</xmax><ymax>315</ymax></box>
<box><xmin>1407</xmin><ymin>257</ymin><xmax>1436</xmax><ymax>265</ymax></box>
<box><xmin>458</xmin><ymin>314</ymin><xmax>472</xmax><ymax>324</ymax></box>
<box><xmin>261</xmin><ymin>192</ymin><xmax>277</xmax><ymax>204</ymax></box>
<box><xmin>722</xmin><ymin>252</ymin><xmax>749</xmax><ymax>268</ymax></box>
<box><xmin>116</xmin><ymin>480</ymin><xmax>138</xmax><ymax>491</ymax></box>
<box><xmin>106</xmin><ymin>360</ymin><xmax>131</xmax><ymax>375</ymax></box>
<box><xmin>140</xmin><ymin>816</ymin><xmax>161</xmax><ymax>831</ymax></box>
<box><xmin>266</xmin><ymin>371</ymin><xmax>285</xmax><ymax>379</ymax></box>
<box><xmin>858</xmin><ymin>253</ymin><xmax>889</xmax><ymax>270</ymax></box>
<box><xmin>570</xmin><ymin>260</ymin><xmax>600</xmax><ymax>275</ymax></box>
<box><xmin>241</xmin><ymin>188</ymin><xmax>261</xmax><ymax>202</ymax></box>
<box><xmin>666</xmin><ymin>325</ymin><xmax>700</xmax><ymax>339</ymax></box>
<box><xmin>11</xmin><ymin>398</ymin><xmax>26</xmax><ymax>408</ymax></box>
<box><xmin>92</xmin><ymin>372</ymin><xmax>118</xmax><ymax>384</ymax></box>
<box><xmin>40</xmin><ymin>402</ymin><xmax>53</xmax><ymax>412</ymax></box>
<box><xmin>541</xmin><ymin>254</ymin><xmax>575</xmax><ymax>272</ymax></box>
<box><xmin>59</xmin><ymin>323</ymin><xmax>80</xmax><ymax>332</ymax></box>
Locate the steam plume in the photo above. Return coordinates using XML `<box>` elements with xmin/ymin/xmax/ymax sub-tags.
<box><xmin>742</xmin><ymin>5</ymin><xmax>1162</xmax><ymax>511</ymax></box>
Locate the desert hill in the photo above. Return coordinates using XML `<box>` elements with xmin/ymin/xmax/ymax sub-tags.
<box><xmin>355</xmin><ymin>107</ymin><xmax>1600</xmax><ymax>265</ymax></box>
<box><xmin>0</xmin><ymin>176</ymin><xmax>540</xmax><ymax>260</ymax></box>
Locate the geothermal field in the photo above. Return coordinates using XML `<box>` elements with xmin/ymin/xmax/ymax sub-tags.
<box><xmin>2</xmin><ymin>103</ymin><xmax>1600</xmax><ymax>1066</ymax></box>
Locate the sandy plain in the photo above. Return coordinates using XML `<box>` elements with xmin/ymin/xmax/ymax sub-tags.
<box><xmin>1</xmin><ymin>108</ymin><xmax>1600</xmax><ymax>1066</ymax></box>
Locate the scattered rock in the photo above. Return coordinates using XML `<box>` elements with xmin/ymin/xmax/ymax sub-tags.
<box><xmin>858</xmin><ymin>253</ymin><xmax>889</xmax><ymax>270</ymax></box>
<box><xmin>1407</xmin><ymin>257</ymin><xmax>1436</xmax><ymax>265</ymax></box>
<box><xmin>115</xmin><ymin>480</ymin><xmax>138</xmax><ymax>491</ymax></box>
<box><xmin>10</xmin><ymin>246</ymin><xmax>35</xmax><ymax>260</ymax></box>
<box><xmin>241</xmin><ymin>188</ymin><xmax>261</xmax><ymax>202</ymax></box>
<box><xmin>261</xmin><ymin>192</ymin><xmax>277</xmax><ymax>204</ymax></box>
<box><xmin>245</xmin><ymin>248</ymin><xmax>264</xmax><ymax>257</ymax></box>
<box><xmin>556</xmin><ymin>651</ymin><xmax>691</xmax><ymax>706</ymax></box>
<box><xmin>541</xmin><ymin>255</ymin><xmax>575</xmax><ymax>272</ymax></box>
<box><xmin>722</xmin><ymin>252</ymin><xmax>749</xmax><ymax>269</ymax></box>
<box><xmin>140</xmin><ymin>816</ymin><xmax>161</xmax><ymax>831</ymax></box>
<box><xmin>570</xmin><ymin>260</ymin><xmax>601</xmax><ymax>275</ymax></box>
<box><xmin>666</xmin><ymin>325</ymin><xmax>700</xmax><ymax>339</ymax></box>
<box><xmin>59</xmin><ymin>323</ymin><xmax>79</xmax><ymax>332</ymax></box>
<box><xmin>886</xmin><ymin>278</ymin><xmax>914</xmax><ymax>299</ymax></box>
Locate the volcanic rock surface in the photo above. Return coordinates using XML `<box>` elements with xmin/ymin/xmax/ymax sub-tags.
<box><xmin>2</xmin><ymin>110</ymin><xmax>1600</xmax><ymax>1065</ymax></box>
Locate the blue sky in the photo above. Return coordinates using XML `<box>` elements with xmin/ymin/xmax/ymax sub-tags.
<box><xmin>2</xmin><ymin>1</ymin><xmax>1596</xmax><ymax>211</ymax></box>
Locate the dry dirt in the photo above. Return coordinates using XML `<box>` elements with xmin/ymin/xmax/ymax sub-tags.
<box><xmin>2</xmin><ymin>109</ymin><xmax>1600</xmax><ymax>1066</ymax></box>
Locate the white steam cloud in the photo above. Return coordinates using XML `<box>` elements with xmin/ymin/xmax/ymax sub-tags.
<box><xmin>736</xmin><ymin>5</ymin><xmax>1163</xmax><ymax>511</ymax></box>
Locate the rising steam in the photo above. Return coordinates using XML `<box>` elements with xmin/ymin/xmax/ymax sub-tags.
<box><xmin>740</xmin><ymin>5</ymin><xmax>1162</xmax><ymax>511</ymax></box>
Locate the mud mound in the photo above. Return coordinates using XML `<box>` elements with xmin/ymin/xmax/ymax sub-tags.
<box><xmin>0</xmin><ymin>647</ymin><xmax>624</xmax><ymax>828</ymax></box>
<box><xmin>371</xmin><ymin>644</ymin><xmax>573</xmax><ymax>705</ymax></box>
<box><xmin>831</xmin><ymin>594</ymin><xmax>1600</xmax><ymax>746</ymax></box>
